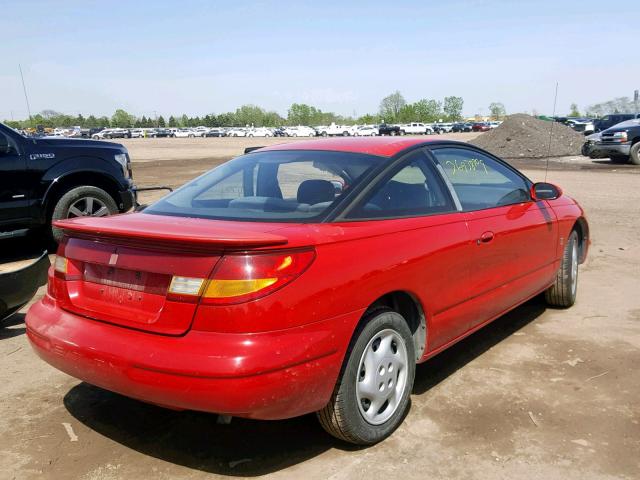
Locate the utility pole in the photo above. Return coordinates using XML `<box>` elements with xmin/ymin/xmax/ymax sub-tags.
<box><xmin>153</xmin><ymin>110</ymin><xmax>158</xmax><ymax>127</ymax></box>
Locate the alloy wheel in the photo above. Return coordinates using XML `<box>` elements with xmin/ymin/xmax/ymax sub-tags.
<box><xmin>67</xmin><ymin>197</ymin><xmax>110</xmax><ymax>218</ymax></box>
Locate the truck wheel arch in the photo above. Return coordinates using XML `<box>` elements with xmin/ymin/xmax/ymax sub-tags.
<box><xmin>42</xmin><ymin>171</ymin><xmax>122</xmax><ymax>222</ymax></box>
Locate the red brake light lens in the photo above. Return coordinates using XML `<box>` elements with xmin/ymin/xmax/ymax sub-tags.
<box><xmin>202</xmin><ymin>249</ymin><xmax>315</xmax><ymax>305</ymax></box>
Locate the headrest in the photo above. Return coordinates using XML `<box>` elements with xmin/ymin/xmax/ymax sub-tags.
<box><xmin>297</xmin><ymin>179</ymin><xmax>335</xmax><ymax>205</ymax></box>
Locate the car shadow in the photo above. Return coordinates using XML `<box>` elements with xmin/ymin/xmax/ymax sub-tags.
<box><xmin>63</xmin><ymin>296</ymin><xmax>547</xmax><ymax>476</ymax></box>
<box><xmin>413</xmin><ymin>295</ymin><xmax>546</xmax><ymax>394</ymax></box>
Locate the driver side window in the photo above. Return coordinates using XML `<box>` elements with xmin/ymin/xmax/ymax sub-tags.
<box><xmin>432</xmin><ymin>148</ymin><xmax>530</xmax><ymax>211</ymax></box>
<box><xmin>347</xmin><ymin>150</ymin><xmax>454</xmax><ymax>219</ymax></box>
<box><xmin>0</xmin><ymin>132</ymin><xmax>16</xmax><ymax>156</ymax></box>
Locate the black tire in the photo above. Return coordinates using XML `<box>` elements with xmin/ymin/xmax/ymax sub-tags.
<box><xmin>399</xmin><ymin>130</ymin><xmax>405</xmax><ymax>136</ymax></box>
<box><xmin>581</xmin><ymin>143</ymin><xmax>592</xmax><ymax>157</ymax></box>
<box><xmin>629</xmin><ymin>142</ymin><xmax>640</xmax><ymax>166</ymax></box>
<box><xmin>545</xmin><ymin>230</ymin><xmax>579</xmax><ymax>308</ymax></box>
<box><xmin>322</xmin><ymin>132</ymin><xmax>328</xmax><ymax>137</ymax></box>
<box><xmin>390</xmin><ymin>131</ymin><xmax>396</xmax><ymax>136</ymax></box>
<box><xmin>50</xmin><ymin>186</ymin><xmax>119</xmax><ymax>243</ymax></box>
<box><xmin>342</xmin><ymin>131</ymin><xmax>349</xmax><ymax>136</ymax></box>
<box><xmin>317</xmin><ymin>308</ymin><xmax>415</xmax><ymax>445</ymax></box>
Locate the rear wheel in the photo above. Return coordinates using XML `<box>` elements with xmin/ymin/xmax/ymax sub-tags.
<box><xmin>317</xmin><ymin>309</ymin><xmax>415</xmax><ymax>445</ymax></box>
<box><xmin>50</xmin><ymin>186</ymin><xmax>119</xmax><ymax>243</ymax></box>
<box><xmin>545</xmin><ymin>230</ymin><xmax>579</xmax><ymax>307</ymax></box>
<box><xmin>629</xmin><ymin>142</ymin><xmax>640</xmax><ymax>166</ymax></box>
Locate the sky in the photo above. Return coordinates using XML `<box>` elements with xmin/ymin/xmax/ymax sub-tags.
<box><xmin>2</xmin><ymin>0</ymin><xmax>639</xmax><ymax>121</ymax></box>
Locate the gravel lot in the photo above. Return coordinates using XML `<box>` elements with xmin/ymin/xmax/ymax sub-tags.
<box><xmin>1</xmin><ymin>136</ymin><xmax>639</xmax><ymax>480</ymax></box>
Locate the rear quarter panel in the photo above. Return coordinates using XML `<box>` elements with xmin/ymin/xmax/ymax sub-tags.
<box><xmin>191</xmin><ymin>214</ymin><xmax>472</xmax><ymax>352</ymax></box>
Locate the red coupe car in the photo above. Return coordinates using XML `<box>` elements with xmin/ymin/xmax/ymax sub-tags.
<box><xmin>26</xmin><ymin>137</ymin><xmax>589</xmax><ymax>445</ymax></box>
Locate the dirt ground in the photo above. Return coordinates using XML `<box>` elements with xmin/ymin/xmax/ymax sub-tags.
<box><xmin>1</xmin><ymin>136</ymin><xmax>639</xmax><ymax>480</ymax></box>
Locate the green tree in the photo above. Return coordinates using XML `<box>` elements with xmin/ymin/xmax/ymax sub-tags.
<box><xmin>414</xmin><ymin>99</ymin><xmax>442</xmax><ymax>122</ymax></box>
<box><xmin>379</xmin><ymin>91</ymin><xmax>406</xmax><ymax>122</ymax></box>
<box><xmin>443</xmin><ymin>96</ymin><xmax>464</xmax><ymax>121</ymax></box>
<box><xmin>111</xmin><ymin>109</ymin><xmax>135</xmax><ymax>127</ymax></box>
<box><xmin>489</xmin><ymin>102</ymin><xmax>506</xmax><ymax>121</ymax></box>
<box><xmin>168</xmin><ymin>116</ymin><xmax>177</xmax><ymax>127</ymax></box>
<box><xmin>569</xmin><ymin>103</ymin><xmax>581</xmax><ymax>117</ymax></box>
<box><xmin>357</xmin><ymin>113</ymin><xmax>380</xmax><ymax>125</ymax></box>
<box><xmin>157</xmin><ymin>115</ymin><xmax>166</xmax><ymax>127</ymax></box>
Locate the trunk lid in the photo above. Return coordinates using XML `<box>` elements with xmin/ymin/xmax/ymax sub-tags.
<box><xmin>53</xmin><ymin>213</ymin><xmax>288</xmax><ymax>335</ymax></box>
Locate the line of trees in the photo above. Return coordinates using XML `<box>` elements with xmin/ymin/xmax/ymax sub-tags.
<box><xmin>4</xmin><ymin>91</ymin><xmax>473</xmax><ymax>130</ymax></box>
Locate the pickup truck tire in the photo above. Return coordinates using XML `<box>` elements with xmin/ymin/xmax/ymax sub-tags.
<box><xmin>50</xmin><ymin>186</ymin><xmax>119</xmax><ymax>243</ymax></box>
<box><xmin>342</xmin><ymin>131</ymin><xmax>349</xmax><ymax>136</ymax></box>
<box><xmin>389</xmin><ymin>131</ymin><xmax>396</xmax><ymax>136</ymax></box>
<box><xmin>629</xmin><ymin>142</ymin><xmax>640</xmax><ymax>165</ymax></box>
<box><xmin>322</xmin><ymin>132</ymin><xmax>328</xmax><ymax>137</ymax></box>
<box><xmin>399</xmin><ymin>130</ymin><xmax>406</xmax><ymax>136</ymax></box>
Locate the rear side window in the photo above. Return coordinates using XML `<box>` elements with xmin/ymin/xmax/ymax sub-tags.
<box><xmin>144</xmin><ymin>150</ymin><xmax>383</xmax><ymax>222</ymax></box>
<box><xmin>432</xmin><ymin>147</ymin><xmax>530</xmax><ymax>211</ymax></box>
<box><xmin>346</xmin><ymin>150</ymin><xmax>454</xmax><ymax>219</ymax></box>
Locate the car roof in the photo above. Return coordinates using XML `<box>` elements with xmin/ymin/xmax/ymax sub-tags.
<box><xmin>257</xmin><ymin>137</ymin><xmax>444</xmax><ymax>157</ymax></box>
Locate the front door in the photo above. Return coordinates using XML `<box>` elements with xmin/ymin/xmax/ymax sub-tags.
<box><xmin>0</xmin><ymin>130</ymin><xmax>29</xmax><ymax>226</ymax></box>
<box><xmin>431</xmin><ymin>146</ymin><xmax>558</xmax><ymax>327</ymax></box>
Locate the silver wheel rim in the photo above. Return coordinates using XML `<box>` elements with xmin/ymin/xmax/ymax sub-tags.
<box><xmin>356</xmin><ymin>328</ymin><xmax>408</xmax><ymax>425</ymax></box>
<box><xmin>67</xmin><ymin>197</ymin><xmax>110</xmax><ymax>218</ymax></box>
<box><xmin>571</xmin><ymin>241</ymin><xmax>578</xmax><ymax>296</ymax></box>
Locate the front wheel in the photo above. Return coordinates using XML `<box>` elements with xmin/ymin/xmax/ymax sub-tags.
<box><xmin>629</xmin><ymin>142</ymin><xmax>640</xmax><ymax>166</ymax></box>
<box><xmin>50</xmin><ymin>186</ymin><xmax>119</xmax><ymax>243</ymax></box>
<box><xmin>317</xmin><ymin>309</ymin><xmax>415</xmax><ymax>445</ymax></box>
<box><xmin>545</xmin><ymin>230</ymin><xmax>579</xmax><ymax>307</ymax></box>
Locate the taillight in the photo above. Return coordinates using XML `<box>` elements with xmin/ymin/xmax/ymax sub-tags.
<box><xmin>202</xmin><ymin>249</ymin><xmax>315</xmax><ymax>305</ymax></box>
<box><xmin>53</xmin><ymin>255</ymin><xmax>81</xmax><ymax>281</ymax></box>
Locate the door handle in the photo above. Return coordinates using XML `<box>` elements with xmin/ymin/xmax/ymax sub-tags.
<box><xmin>477</xmin><ymin>231</ymin><xmax>494</xmax><ymax>245</ymax></box>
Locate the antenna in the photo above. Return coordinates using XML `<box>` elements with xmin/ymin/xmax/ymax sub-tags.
<box><xmin>18</xmin><ymin>64</ymin><xmax>33</xmax><ymax>127</ymax></box>
<box><xmin>545</xmin><ymin>82</ymin><xmax>559</xmax><ymax>182</ymax></box>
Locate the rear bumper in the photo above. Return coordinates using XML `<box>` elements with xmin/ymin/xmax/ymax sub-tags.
<box><xmin>26</xmin><ymin>296</ymin><xmax>361</xmax><ymax>420</ymax></box>
<box><xmin>595</xmin><ymin>142</ymin><xmax>631</xmax><ymax>156</ymax></box>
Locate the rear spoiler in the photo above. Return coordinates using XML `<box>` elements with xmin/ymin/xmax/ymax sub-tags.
<box><xmin>244</xmin><ymin>146</ymin><xmax>265</xmax><ymax>154</ymax></box>
<box><xmin>53</xmin><ymin>215</ymin><xmax>288</xmax><ymax>250</ymax></box>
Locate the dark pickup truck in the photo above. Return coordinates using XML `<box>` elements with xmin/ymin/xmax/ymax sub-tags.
<box><xmin>593</xmin><ymin>113</ymin><xmax>640</xmax><ymax>132</ymax></box>
<box><xmin>377</xmin><ymin>124</ymin><xmax>402</xmax><ymax>136</ymax></box>
<box><xmin>0</xmin><ymin>122</ymin><xmax>137</xmax><ymax>242</ymax></box>
<box><xmin>594</xmin><ymin>119</ymin><xmax>640</xmax><ymax>165</ymax></box>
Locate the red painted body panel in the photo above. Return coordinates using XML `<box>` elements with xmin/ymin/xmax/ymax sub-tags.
<box><xmin>27</xmin><ymin>294</ymin><xmax>363</xmax><ymax>419</ymax></box>
<box><xmin>257</xmin><ymin>137</ymin><xmax>438</xmax><ymax>157</ymax></box>
<box><xmin>54</xmin><ymin>213</ymin><xmax>288</xmax><ymax>249</ymax></box>
<box><xmin>26</xmin><ymin>138</ymin><xmax>590</xmax><ymax>420</ymax></box>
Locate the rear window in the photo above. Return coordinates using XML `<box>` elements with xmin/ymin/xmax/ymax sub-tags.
<box><xmin>144</xmin><ymin>150</ymin><xmax>384</xmax><ymax>222</ymax></box>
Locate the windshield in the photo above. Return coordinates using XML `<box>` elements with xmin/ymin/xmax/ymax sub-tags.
<box><xmin>144</xmin><ymin>150</ymin><xmax>385</xmax><ymax>222</ymax></box>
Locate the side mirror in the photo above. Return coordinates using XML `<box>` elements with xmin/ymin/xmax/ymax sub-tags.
<box><xmin>531</xmin><ymin>182</ymin><xmax>562</xmax><ymax>201</ymax></box>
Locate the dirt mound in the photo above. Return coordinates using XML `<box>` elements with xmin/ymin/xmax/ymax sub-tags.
<box><xmin>469</xmin><ymin>114</ymin><xmax>584</xmax><ymax>158</ymax></box>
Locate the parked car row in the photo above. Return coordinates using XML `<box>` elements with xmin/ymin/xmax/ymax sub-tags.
<box><xmin>555</xmin><ymin>114</ymin><xmax>640</xmax><ymax>136</ymax></box>
<box><xmin>38</xmin><ymin>121</ymin><xmax>494</xmax><ymax>142</ymax></box>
